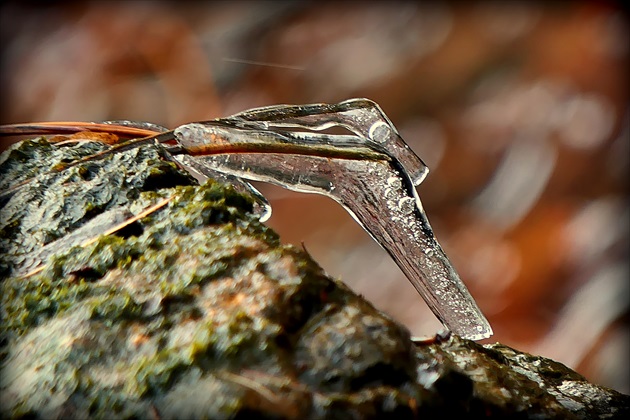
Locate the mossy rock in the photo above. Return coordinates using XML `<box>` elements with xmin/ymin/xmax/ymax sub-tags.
<box><xmin>1</xmin><ymin>138</ymin><xmax>628</xmax><ymax>419</ymax></box>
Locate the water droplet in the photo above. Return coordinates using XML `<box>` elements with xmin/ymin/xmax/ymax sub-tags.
<box><xmin>368</xmin><ymin>121</ymin><xmax>390</xmax><ymax>143</ymax></box>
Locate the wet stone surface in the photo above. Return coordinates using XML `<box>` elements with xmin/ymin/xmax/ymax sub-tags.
<box><xmin>1</xmin><ymin>138</ymin><xmax>628</xmax><ymax>419</ymax></box>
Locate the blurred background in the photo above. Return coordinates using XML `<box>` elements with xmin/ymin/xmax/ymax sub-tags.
<box><xmin>1</xmin><ymin>1</ymin><xmax>628</xmax><ymax>393</ymax></box>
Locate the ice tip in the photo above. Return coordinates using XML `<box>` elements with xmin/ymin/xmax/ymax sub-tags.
<box><xmin>459</xmin><ymin>323</ymin><xmax>494</xmax><ymax>341</ymax></box>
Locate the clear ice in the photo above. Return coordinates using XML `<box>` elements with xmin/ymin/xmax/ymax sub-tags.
<box><xmin>218</xmin><ymin>98</ymin><xmax>430</xmax><ymax>186</ymax></box>
<box><xmin>174</xmin><ymin>99</ymin><xmax>493</xmax><ymax>340</ymax></box>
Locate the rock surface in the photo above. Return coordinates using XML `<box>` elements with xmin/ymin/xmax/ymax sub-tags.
<box><xmin>1</xmin><ymin>138</ymin><xmax>628</xmax><ymax>419</ymax></box>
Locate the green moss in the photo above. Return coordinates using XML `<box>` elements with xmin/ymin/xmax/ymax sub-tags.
<box><xmin>1</xmin><ymin>274</ymin><xmax>93</xmax><ymax>337</ymax></box>
<box><xmin>131</xmin><ymin>352</ymin><xmax>190</xmax><ymax>397</ymax></box>
<box><xmin>0</xmin><ymin>137</ymin><xmax>287</xmax><ymax>416</ymax></box>
<box><xmin>88</xmin><ymin>291</ymin><xmax>144</xmax><ymax>324</ymax></box>
<box><xmin>0</xmin><ymin>137</ymin><xmax>270</xmax><ymax>349</ymax></box>
<box><xmin>45</xmin><ymin>235</ymin><xmax>139</xmax><ymax>279</ymax></box>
